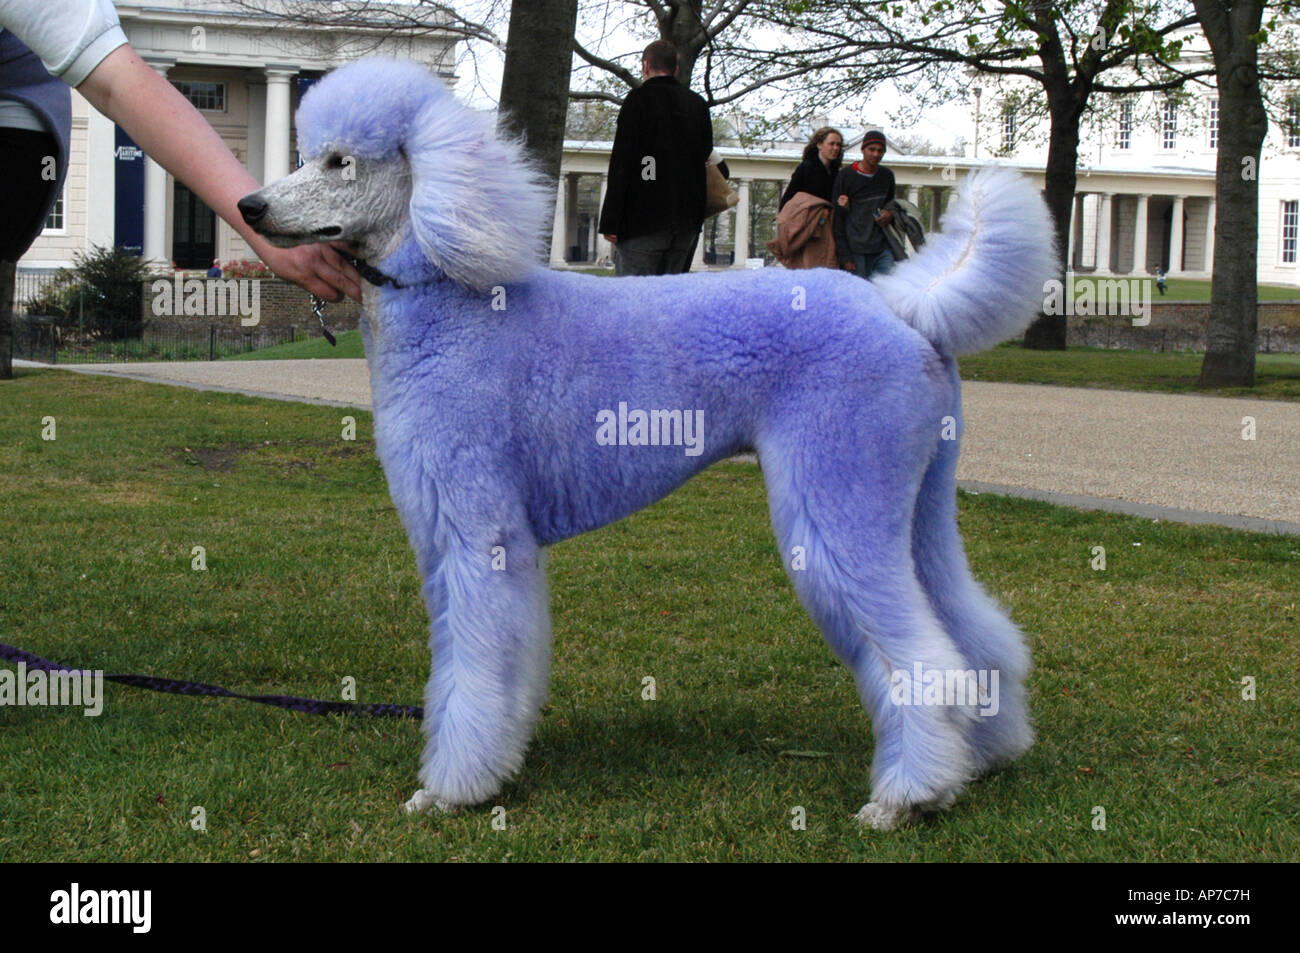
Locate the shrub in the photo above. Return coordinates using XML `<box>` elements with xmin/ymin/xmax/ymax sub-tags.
<box><xmin>70</xmin><ymin>245</ymin><xmax>150</xmax><ymax>340</ymax></box>
<box><xmin>22</xmin><ymin>270</ymin><xmax>81</xmax><ymax>325</ymax></box>
<box><xmin>222</xmin><ymin>259</ymin><xmax>273</xmax><ymax>279</ymax></box>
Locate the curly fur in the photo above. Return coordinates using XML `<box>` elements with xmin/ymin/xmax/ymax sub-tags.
<box><xmin>240</xmin><ymin>57</ymin><xmax>1055</xmax><ymax>829</ymax></box>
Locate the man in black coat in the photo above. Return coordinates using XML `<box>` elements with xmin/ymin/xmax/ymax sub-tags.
<box><xmin>598</xmin><ymin>41</ymin><xmax>714</xmax><ymax>276</ymax></box>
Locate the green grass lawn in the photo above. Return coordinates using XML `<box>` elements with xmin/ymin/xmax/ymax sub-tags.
<box><xmin>960</xmin><ymin>346</ymin><xmax>1300</xmax><ymax>401</ymax></box>
<box><xmin>224</xmin><ymin>328</ymin><xmax>365</xmax><ymax>360</ymax></box>
<box><xmin>1</xmin><ymin>369</ymin><xmax>1295</xmax><ymax>861</ymax></box>
<box><xmin>1065</xmin><ymin>275</ymin><xmax>1300</xmax><ymax>304</ymax></box>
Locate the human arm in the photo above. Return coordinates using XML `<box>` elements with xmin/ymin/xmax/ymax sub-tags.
<box><xmin>780</xmin><ymin>162</ymin><xmax>806</xmax><ymax>211</ymax></box>
<box><xmin>598</xmin><ymin>93</ymin><xmax>638</xmax><ymax>243</ymax></box>
<box><xmin>77</xmin><ymin>45</ymin><xmax>360</xmax><ymax>300</ymax></box>
<box><xmin>831</xmin><ymin>170</ymin><xmax>852</xmax><ymax>268</ymax></box>
<box><xmin>875</xmin><ymin>170</ymin><xmax>896</xmax><ymax>226</ymax></box>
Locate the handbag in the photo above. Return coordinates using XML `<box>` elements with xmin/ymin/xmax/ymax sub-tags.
<box><xmin>705</xmin><ymin>162</ymin><xmax>738</xmax><ymax>218</ymax></box>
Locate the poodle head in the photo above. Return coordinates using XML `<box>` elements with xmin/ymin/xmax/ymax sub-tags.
<box><xmin>239</xmin><ymin>58</ymin><xmax>551</xmax><ymax>291</ymax></box>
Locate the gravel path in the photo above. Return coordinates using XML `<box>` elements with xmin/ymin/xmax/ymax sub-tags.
<box><xmin>31</xmin><ymin>358</ymin><xmax>1300</xmax><ymax>534</ymax></box>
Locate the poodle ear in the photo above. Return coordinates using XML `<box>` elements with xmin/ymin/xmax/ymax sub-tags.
<box><xmin>404</xmin><ymin>98</ymin><xmax>552</xmax><ymax>290</ymax></box>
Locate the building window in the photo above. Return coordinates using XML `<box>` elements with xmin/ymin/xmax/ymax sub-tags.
<box><xmin>1208</xmin><ymin>98</ymin><xmax>1219</xmax><ymax>149</ymax></box>
<box><xmin>1000</xmin><ymin>103</ymin><xmax>1016</xmax><ymax>153</ymax></box>
<box><xmin>44</xmin><ymin>191</ymin><xmax>64</xmax><ymax>231</ymax></box>
<box><xmin>1283</xmin><ymin>201</ymin><xmax>1298</xmax><ymax>264</ymax></box>
<box><xmin>1288</xmin><ymin>100</ymin><xmax>1300</xmax><ymax>148</ymax></box>
<box><xmin>1161</xmin><ymin>100</ymin><xmax>1177</xmax><ymax>149</ymax></box>
<box><xmin>1117</xmin><ymin>101</ymin><xmax>1132</xmax><ymax>150</ymax></box>
<box><xmin>173</xmin><ymin>81</ymin><xmax>225</xmax><ymax>111</ymax></box>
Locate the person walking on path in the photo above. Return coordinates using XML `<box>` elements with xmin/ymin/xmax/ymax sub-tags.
<box><xmin>779</xmin><ymin>126</ymin><xmax>843</xmax><ymax>210</ymax></box>
<box><xmin>598</xmin><ymin>40</ymin><xmax>714</xmax><ymax>276</ymax></box>
<box><xmin>832</xmin><ymin>130</ymin><xmax>896</xmax><ymax>279</ymax></box>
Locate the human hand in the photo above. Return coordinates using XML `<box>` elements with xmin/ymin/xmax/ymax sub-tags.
<box><xmin>837</xmin><ymin>195</ymin><xmax>849</xmax><ymax>208</ymax></box>
<box><xmin>604</xmin><ymin>234</ymin><xmax>618</xmax><ymax>244</ymax></box>
<box><xmin>254</xmin><ymin>240</ymin><xmax>362</xmax><ymax>302</ymax></box>
<box><xmin>875</xmin><ymin>209</ymin><xmax>894</xmax><ymax>225</ymax></box>
<box><xmin>843</xmin><ymin>260</ymin><xmax>855</xmax><ymax>272</ymax></box>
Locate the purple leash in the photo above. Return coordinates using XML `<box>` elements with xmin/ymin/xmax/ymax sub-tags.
<box><xmin>0</xmin><ymin>642</ymin><xmax>422</xmax><ymax>719</ymax></box>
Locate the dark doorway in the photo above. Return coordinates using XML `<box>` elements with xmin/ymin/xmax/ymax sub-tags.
<box><xmin>172</xmin><ymin>182</ymin><xmax>216</xmax><ymax>269</ymax></box>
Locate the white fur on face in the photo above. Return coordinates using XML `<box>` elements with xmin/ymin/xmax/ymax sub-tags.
<box><xmin>244</xmin><ymin>153</ymin><xmax>413</xmax><ymax>263</ymax></box>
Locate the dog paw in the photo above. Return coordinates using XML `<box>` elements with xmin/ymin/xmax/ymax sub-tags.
<box><xmin>404</xmin><ymin>789</ymin><xmax>453</xmax><ymax>816</ymax></box>
<box><xmin>853</xmin><ymin>801</ymin><xmax>911</xmax><ymax>830</ymax></box>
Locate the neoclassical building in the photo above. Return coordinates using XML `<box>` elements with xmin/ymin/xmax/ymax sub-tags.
<box><xmin>18</xmin><ymin>7</ymin><xmax>1291</xmax><ymax>287</ymax></box>
<box><xmin>553</xmin><ymin>141</ymin><xmax>1217</xmax><ymax>277</ymax></box>
<box><xmin>948</xmin><ymin>36</ymin><xmax>1300</xmax><ymax>286</ymax></box>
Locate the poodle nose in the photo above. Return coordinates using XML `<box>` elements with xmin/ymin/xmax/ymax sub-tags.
<box><xmin>237</xmin><ymin>194</ymin><xmax>267</xmax><ymax>226</ymax></box>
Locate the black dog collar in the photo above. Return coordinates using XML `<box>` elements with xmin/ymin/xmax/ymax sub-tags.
<box><xmin>346</xmin><ymin>254</ymin><xmax>407</xmax><ymax>289</ymax></box>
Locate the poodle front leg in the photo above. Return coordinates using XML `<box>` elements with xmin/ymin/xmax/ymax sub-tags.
<box><xmin>405</xmin><ymin>533</ymin><xmax>552</xmax><ymax>813</ymax></box>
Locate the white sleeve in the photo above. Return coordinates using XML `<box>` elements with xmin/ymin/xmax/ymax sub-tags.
<box><xmin>0</xmin><ymin>0</ymin><xmax>129</xmax><ymax>86</ymax></box>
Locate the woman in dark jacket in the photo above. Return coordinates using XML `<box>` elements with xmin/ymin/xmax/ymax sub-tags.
<box><xmin>779</xmin><ymin>126</ymin><xmax>844</xmax><ymax>210</ymax></box>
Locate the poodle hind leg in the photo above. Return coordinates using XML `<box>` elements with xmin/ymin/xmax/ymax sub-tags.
<box><xmin>762</xmin><ymin>446</ymin><xmax>979</xmax><ymax>829</ymax></box>
<box><xmin>912</xmin><ymin>368</ymin><xmax>1033</xmax><ymax>776</ymax></box>
<box><xmin>405</xmin><ymin>530</ymin><xmax>552</xmax><ymax>814</ymax></box>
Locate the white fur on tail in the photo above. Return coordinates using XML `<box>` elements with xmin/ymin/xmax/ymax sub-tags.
<box><xmin>873</xmin><ymin>165</ymin><xmax>1058</xmax><ymax>357</ymax></box>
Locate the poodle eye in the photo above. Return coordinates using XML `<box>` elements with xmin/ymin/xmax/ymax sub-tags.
<box><xmin>325</xmin><ymin>154</ymin><xmax>347</xmax><ymax>169</ymax></box>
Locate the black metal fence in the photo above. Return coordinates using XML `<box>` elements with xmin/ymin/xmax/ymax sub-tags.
<box><xmin>12</xmin><ymin>312</ymin><xmax>305</xmax><ymax>364</ymax></box>
<box><xmin>11</xmin><ymin>269</ymin><xmax>315</xmax><ymax>363</ymax></box>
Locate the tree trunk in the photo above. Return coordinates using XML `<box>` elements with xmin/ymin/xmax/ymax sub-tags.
<box><xmin>497</xmin><ymin>0</ymin><xmax>580</xmax><ymax>188</ymax></box>
<box><xmin>0</xmin><ymin>260</ymin><xmax>15</xmax><ymax>380</ymax></box>
<box><xmin>1195</xmin><ymin>0</ymin><xmax>1267</xmax><ymax>388</ymax></box>
<box><xmin>1023</xmin><ymin>97</ymin><xmax>1082</xmax><ymax>350</ymax></box>
<box><xmin>660</xmin><ymin>1</ymin><xmax>708</xmax><ymax>87</ymax></box>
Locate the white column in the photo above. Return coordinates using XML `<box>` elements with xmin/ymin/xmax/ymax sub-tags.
<box><xmin>1095</xmin><ymin>192</ymin><xmax>1113</xmax><ymax>274</ymax></box>
<box><xmin>142</xmin><ymin>60</ymin><xmax>173</xmax><ymax>267</ymax></box>
<box><xmin>565</xmin><ymin>175</ymin><xmax>580</xmax><ymax>261</ymax></box>
<box><xmin>692</xmin><ymin>228</ymin><xmax>706</xmax><ymax>269</ymax></box>
<box><xmin>1203</xmin><ymin>197</ymin><xmax>1216</xmax><ymax>275</ymax></box>
<box><xmin>550</xmin><ymin>175</ymin><xmax>568</xmax><ymax>266</ymax></box>
<box><xmin>1133</xmin><ymin>193</ymin><xmax>1149</xmax><ymax>274</ymax></box>
<box><xmin>1169</xmin><ymin>194</ymin><xmax>1186</xmax><ymax>275</ymax></box>
<box><xmin>901</xmin><ymin>184</ymin><xmax>915</xmax><ymax>205</ymax></box>
<box><xmin>246</xmin><ymin>76</ymin><xmax>266</xmax><ymax>185</ymax></box>
<box><xmin>595</xmin><ymin>175</ymin><xmax>611</xmax><ymax>264</ymax></box>
<box><xmin>86</xmin><ymin>103</ymin><xmax>116</xmax><ymax>250</ymax></box>
<box><xmin>731</xmin><ymin>178</ymin><xmax>751</xmax><ymax>268</ymax></box>
<box><xmin>263</xmin><ymin>67</ymin><xmax>296</xmax><ymax>183</ymax></box>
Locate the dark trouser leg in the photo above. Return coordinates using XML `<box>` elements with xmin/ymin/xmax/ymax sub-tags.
<box><xmin>869</xmin><ymin>246</ymin><xmax>896</xmax><ymax>276</ymax></box>
<box><xmin>662</xmin><ymin>227</ymin><xmax>700</xmax><ymax>275</ymax></box>
<box><xmin>1</xmin><ymin>129</ymin><xmax>61</xmax><ymax>380</ymax></box>
<box><xmin>613</xmin><ymin>230</ymin><xmax>672</xmax><ymax>276</ymax></box>
<box><xmin>0</xmin><ymin>260</ymin><xmax>14</xmax><ymax>380</ymax></box>
<box><xmin>855</xmin><ymin>247</ymin><xmax>896</xmax><ymax>279</ymax></box>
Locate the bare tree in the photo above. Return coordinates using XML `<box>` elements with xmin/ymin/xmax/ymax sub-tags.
<box><xmin>572</xmin><ymin>1</ymin><xmax>754</xmax><ymax>97</ymax></box>
<box><xmin>710</xmin><ymin>1</ymin><xmax>1208</xmax><ymax>349</ymax></box>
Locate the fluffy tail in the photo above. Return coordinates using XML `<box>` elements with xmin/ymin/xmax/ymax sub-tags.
<box><xmin>873</xmin><ymin>165</ymin><xmax>1057</xmax><ymax>356</ymax></box>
